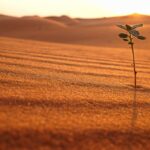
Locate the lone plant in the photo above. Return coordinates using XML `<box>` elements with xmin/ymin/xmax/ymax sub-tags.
<box><xmin>117</xmin><ymin>24</ymin><xmax>146</xmax><ymax>89</ymax></box>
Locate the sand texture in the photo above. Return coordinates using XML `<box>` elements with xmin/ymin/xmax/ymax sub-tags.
<box><xmin>0</xmin><ymin>14</ymin><xmax>150</xmax><ymax>49</ymax></box>
<box><xmin>0</xmin><ymin>37</ymin><xmax>149</xmax><ymax>150</ymax></box>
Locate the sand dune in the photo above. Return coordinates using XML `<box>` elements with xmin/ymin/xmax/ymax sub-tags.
<box><xmin>77</xmin><ymin>14</ymin><xmax>150</xmax><ymax>26</ymax></box>
<box><xmin>0</xmin><ymin>14</ymin><xmax>150</xmax><ymax>150</ymax></box>
<box><xmin>0</xmin><ymin>15</ymin><xmax>66</xmax><ymax>38</ymax></box>
<box><xmin>0</xmin><ymin>14</ymin><xmax>149</xmax><ymax>49</ymax></box>
<box><xmin>0</xmin><ymin>14</ymin><xmax>17</xmax><ymax>20</ymax></box>
<box><xmin>46</xmin><ymin>15</ymin><xmax>80</xmax><ymax>26</ymax></box>
<box><xmin>0</xmin><ymin>37</ymin><xmax>150</xmax><ymax>150</ymax></box>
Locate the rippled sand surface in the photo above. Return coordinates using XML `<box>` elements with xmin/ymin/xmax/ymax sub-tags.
<box><xmin>0</xmin><ymin>37</ymin><xmax>150</xmax><ymax>150</ymax></box>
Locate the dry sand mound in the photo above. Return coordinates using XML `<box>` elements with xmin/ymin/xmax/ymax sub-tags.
<box><xmin>0</xmin><ymin>14</ymin><xmax>150</xmax><ymax>49</ymax></box>
<box><xmin>0</xmin><ymin>14</ymin><xmax>17</xmax><ymax>20</ymax></box>
<box><xmin>0</xmin><ymin>16</ymin><xmax>66</xmax><ymax>35</ymax></box>
<box><xmin>77</xmin><ymin>13</ymin><xmax>150</xmax><ymax>26</ymax></box>
<box><xmin>46</xmin><ymin>15</ymin><xmax>80</xmax><ymax>26</ymax></box>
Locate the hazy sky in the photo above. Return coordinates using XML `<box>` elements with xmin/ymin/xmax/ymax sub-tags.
<box><xmin>0</xmin><ymin>0</ymin><xmax>150</xmax><ymax>18</ymax></box>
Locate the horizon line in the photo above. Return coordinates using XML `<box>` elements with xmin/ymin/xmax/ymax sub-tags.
<box><xmin>0</xmin><ymin>12</ymin><xmax>150</xmax><ymax>19</ymax></box>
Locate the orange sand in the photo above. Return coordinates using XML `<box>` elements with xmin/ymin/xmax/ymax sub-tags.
<box><xmin>0</xmin><ymin>14</ymin><xmax>150</xmax><ymax>49</ymax></box>
<box><xmin>0</xmin><ymin>37</ymin><xmax>149</xmax><ymax>150</ymax></box>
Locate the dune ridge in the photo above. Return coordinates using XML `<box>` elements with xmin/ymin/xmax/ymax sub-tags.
<box><xmin>0</xmin><ymin>14</ymin><xmax>150</xmax><ymax>49</ymax></box>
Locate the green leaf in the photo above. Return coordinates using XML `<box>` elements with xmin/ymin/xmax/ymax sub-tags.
<box><xmin>117</xmin><ymin>24</ymin><xmax>127</xmax><ymax>31</ymax></box>
<box><xmin>129</xmin><ymin>30</ymin><xmax>140</xmax><ymax>37</ymax></box>
<box><xmin>131</xmin><ymin>24</ymin><xmax>143</xmax><ymax>30</ymax></box>
<box><xmin>119</xmin><ymin>33</ymin><xmax>128</xmax><ymax>38</ymax></box>
<box><xmin>137</xmin><ymin>36</ymin><xmax>146</xmax><ymax>40</ymax></box>
<box><xmin>117</xmin><ymin>24</ymin><xmax>144</xmax><ymax>32</ymax></box>
<box><xmin>123</xmin><ymin>39</ymin><xmax>128</xmax><ymax>41</ymax></box>
<box><xmin>126</xmin><ymin>24</ymin><xmax>132</xmax><ymax>31</ymax></box>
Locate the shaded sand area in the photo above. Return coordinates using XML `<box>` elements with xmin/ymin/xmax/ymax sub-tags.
<box><xmin>0</xmin><ymin>37</ymin><xmax>150</xmax><ymax>150</ymax></box>
<box><xmin>1</xmin><ymin>14</ymin><xmax>150</xmax><ymax>49</ymax></box>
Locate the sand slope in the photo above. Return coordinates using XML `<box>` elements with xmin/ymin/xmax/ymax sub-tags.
<box><xmin>0</xmin><ymin>15</ymin><xmax>67</xmax><ymax>42</ymax></box>
<box><xmin>0</xmin><ymin>37</ymin><xmax>150</xmax><ymax>150</ymax></box>
<box><xmin>46</xmin><ymin>15</ymin><xmax>80</xmax><ymax>26</ymax></box>
<box><xmin>0</xmin><ymin>14</ymin><xmax>150</xmax><ymax>49</ymax></box>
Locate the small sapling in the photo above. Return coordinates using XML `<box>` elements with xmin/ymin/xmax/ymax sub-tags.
<box><xmin>117</xmin><ymin>24</ymin><xmax>146</xmax><ymax>88</ymax></box>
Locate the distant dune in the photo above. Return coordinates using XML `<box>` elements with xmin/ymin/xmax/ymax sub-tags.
<box><xmin>0</xmin><ymin>14</ymin><xmax>17</xmax><ymax>20</ymax></box>
<box><xmin>46</xmin><ymin>15</ymin><xmax>80</xmax><ymax>26</ymax></box>
<box><xmin>0</xmin><ymin>14</ymin><xmax>150</xmax><ymax>49</ymax></box>
<box><xmin>0</xmin><ymin>15</ymin><xmax>66</xmax><ymax>32</ymax></box>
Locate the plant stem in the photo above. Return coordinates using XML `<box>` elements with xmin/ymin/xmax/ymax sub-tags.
<box><xmin>129</xmin><ymin>34</ymin><xmax>137</xmax><ymax>88</ymax></box>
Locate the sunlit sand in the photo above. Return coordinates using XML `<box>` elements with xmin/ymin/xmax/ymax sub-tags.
<box><xmin>0</xmin><ymin>35</ymin><xmax>149</xmax><ymax>149</ymax></box>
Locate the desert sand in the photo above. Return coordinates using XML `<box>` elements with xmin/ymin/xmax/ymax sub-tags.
<box><xmin>0</xmin><ymin>14</ymin><xmax>150</xmax><ymax>150</ymax></box>
<box><xmin>0</xmin><ymin>14</ymin><xmax>150</xmax><ymax>49</ymax></box>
